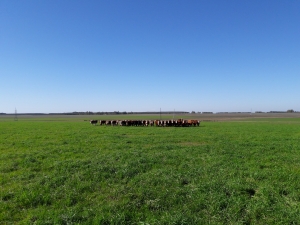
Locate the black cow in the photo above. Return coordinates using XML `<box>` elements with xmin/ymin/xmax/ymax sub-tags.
<box><xmin>90</xmin><ymin>120</ymin><xmax>98</xmax><ymax>125</ymax></box>
<box><xmin>100</xmin><ymin>120</ymin><xmax>106</xmax><ymax>125</ymax></box>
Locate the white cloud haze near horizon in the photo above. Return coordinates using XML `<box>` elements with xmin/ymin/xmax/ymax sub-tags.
<box><xmin>1</xmin><ymin>0</ymin><xmax>299</xmax><ymax>113</ymax></box>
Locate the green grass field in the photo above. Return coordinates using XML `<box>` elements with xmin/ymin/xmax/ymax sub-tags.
<box><xmin>1</xmin><ymin>116</ymin><xmax>300</xmax><ymax>224</ymax></box>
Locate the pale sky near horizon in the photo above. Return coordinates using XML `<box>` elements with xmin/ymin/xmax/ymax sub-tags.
<box><xmin>1</xmin><ymin>0</ymin><xmax>299</xmax><ymax>113</ymax></box>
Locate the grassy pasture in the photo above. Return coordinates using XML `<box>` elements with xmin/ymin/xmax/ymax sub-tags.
<box><xmin>1</xmin><ymin>115</ymin><xmax>300</xmax><ymax>224</ymax></box>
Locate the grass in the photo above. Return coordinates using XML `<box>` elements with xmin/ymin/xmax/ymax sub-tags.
<box><xmin>1</xmin><ymin>117</ymin><xmax>300</xmax><ymax>224</ymax></box>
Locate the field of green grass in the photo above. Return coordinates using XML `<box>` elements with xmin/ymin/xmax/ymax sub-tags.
<box><xmin>1</xmin><ymin>116</ymin><xmax>300</xmax><ymax>224</ymax></box>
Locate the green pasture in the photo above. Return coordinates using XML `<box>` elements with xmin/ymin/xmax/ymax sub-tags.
<box><xmin>1</xmin><ymin>117</ymin><xmax>300</xmax><ymax>224</ymax></box>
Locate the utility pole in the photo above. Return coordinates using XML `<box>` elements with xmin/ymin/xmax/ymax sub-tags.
<box><xmin>14</xmin><ymin>108</ymin><xmax>18</xmax><ymax>121</ymax></box>
<box><xmin>160</xmin><ymin>108</ymin><xmax>161</xmax><ymax>120</ymax></box>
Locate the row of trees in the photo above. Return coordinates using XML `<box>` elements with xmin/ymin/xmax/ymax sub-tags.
<box><xmin>60</xmin><ymin>111</ymin><xmax>190</xmax><ymax>115</ymax></box>
<box><xmin>1</xmin><ymin>110</ymin><xmax>297</xmax><ymax>115</ymax></box>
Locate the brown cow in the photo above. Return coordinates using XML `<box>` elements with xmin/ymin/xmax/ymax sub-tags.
<box><xmin>154</xmin><ymin>120</ymin><xmax>161</xmax><ymax>126</ymax></box>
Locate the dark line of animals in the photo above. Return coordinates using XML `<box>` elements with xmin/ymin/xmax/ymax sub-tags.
<box><xmin>89</xmin><ymin>119</ymin><xmax>200</xmax><ymax>127</ymax></box>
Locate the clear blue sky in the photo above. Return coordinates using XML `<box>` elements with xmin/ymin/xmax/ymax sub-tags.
<box><xmin>1</xmin><ymin>0</ymin><xmax>299</xmax><ymax>113</ymax></box>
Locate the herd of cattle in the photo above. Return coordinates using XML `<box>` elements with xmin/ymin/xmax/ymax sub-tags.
<box><xmin>89</xmin><ymin>119</ymin><xmax>200</xmax><ymax>127</ymax></box>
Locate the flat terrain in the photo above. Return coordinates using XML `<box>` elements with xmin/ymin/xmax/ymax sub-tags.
<box><xmin>1</xmin><ymin>114</ymin><xmax>300</xmax><ymax>224</ymax></box>
<box><xmin>1</xmin><ymin>112</ymin><xmax>300</xmax><ymax>121</ymax></box>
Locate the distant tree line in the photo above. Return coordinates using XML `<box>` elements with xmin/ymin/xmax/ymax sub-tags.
<box><xmin>50</xmin><ymin>111</ymin><xmax>190</xmax><ymax>115</ymax></box>
<box><xmin>1</xmin><ymin>109</ymin><xmax>298</xmax><ymax>115</ymax></box>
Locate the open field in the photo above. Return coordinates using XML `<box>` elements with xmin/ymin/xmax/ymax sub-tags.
<box><xmin>1</xmin><ymin>114</ymin><xmax>300</xmax><ymax>224</ymax></box>
<box><xmin>1</xmin><ymin>112</ymin><xmax>300</xmax><ymax>122</ymax></box>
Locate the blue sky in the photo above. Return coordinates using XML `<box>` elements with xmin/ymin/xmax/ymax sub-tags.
<box><xmin>1</xmin><ymin>0</ymin><xmax>299</xmax><ymax>113</ymax></box>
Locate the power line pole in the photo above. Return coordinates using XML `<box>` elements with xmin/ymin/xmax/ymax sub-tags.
<box><xmin>160</xmin><ymin>108</ymin><xmax>161</xmax><ymax>120</ymax></box>
<box><xmin>14</xmin><ymin>108</ymin><xmax>18</xmax><ymax>121</ymax></box>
